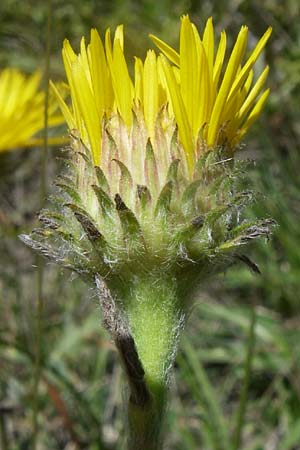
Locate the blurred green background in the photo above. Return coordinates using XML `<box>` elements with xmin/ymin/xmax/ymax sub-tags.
<box><xmin>1</xmin><ymin>0</ymin><xmax>300</xmax><ymax>449</ymax></box>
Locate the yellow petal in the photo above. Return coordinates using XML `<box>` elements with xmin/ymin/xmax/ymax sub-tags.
<box><xmin>110</xmin><ymin>40</ymin><xmax>134</xmax><ymax>126</ymax></box>
<box><xmin>79</xmin><ymin>37</ymin><xmax>92</xmax><ymax>85</ymax></box>
<box><xmin>191</xmin><ymin>27</ymin><xmax>212</xmax><ymax>133</ymax></box>
<box><xmin>212</xmin><ymin>31</ymin><xmax>226</xmax><ymax>94</ymax></box>
<box><xmin>114</xmin><ymin>24</ymin><xmax>124</xmax><ymax>51</ymax></box>
<box><xmin>160</xmin><ymin>55</ymin><xmax>194</xmax><ymax>172</ymax></box>
<box><xmin>88</xmin><ymin>29</ymin><xmax>113</xmax><ymax>115</ymax></box>
<box><xmin>157</xmin><ymin>56</ymin><xmax>174</xmax><ymax>117</ymax></box>
<box><xmin>149</xmin><ymin>34</ymin><xmax>180</xmax><ymax>66</ymax></box>
<box><xmin>207</xmin><ymin>26</ymin><xmax>248</xmax><ymax>146</ymax></box>
<box><xmin>202</xmin><ymin>17</ymin><xmax>214</xmax><ymax>78</ymax></box>
<box><xmin>220</xmin><ymin>69</ymin><xmax>253</xmax><ymax>127</ymax></box>
<box><xmin>238</xmin><ymin>66</ymin><xmax>269</xmax><ymax>122</ymax></box>
<box><xmin>50</xmin><ymin>80</ymin><xmax>74</xmax><ymax>129</ymax></box>
<box><xmin>62</xmin><ymin>40</ymin><xmax>84</xmax><ymax>136</ymax></box>
<box><xmin>143</xmin><ymin>50</ymin><xmax>159</xmax><ymax>138</ymax></box>
<box><xmin>134</xmin><ymin>57</ymin><xmax>144</xmax><ymax>104</ymax></box>
<box><xmin>227</xmin><ymin>27</ymin><xmax>272</xmax><ymax>104</ymax></box>
<box><xmin>238</xmin><ymin>88</ymin><xmax>270</xmax><ymax>140</ymax></box>
<box><xmin>180</xmin><ymin>16</ymin><xmax>199</xmax><ymax>133</ymax></box>
<box><xmin>71</xmin><ymin>59</ymin><xmax>102</xmax><ymax>164</ymax></box>
<box><xmin>104</xmin><ymin>28</ymin><xmax>112</xmax><ymax>64</ymax></box>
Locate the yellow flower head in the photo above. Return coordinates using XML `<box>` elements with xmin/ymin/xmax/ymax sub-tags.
<box><xmin>55</xmin><ymin>17</ymin><xmax>271</xmax><ymax>181</ymax></box>
<box><xmin>0</xmin><ymin>68</ymin><xmax>66</xmax><ymax>153</ymax></box>
<box><xmin>24</xmin><ymin>18</ymin><xmax>275</xmax><ymax>396</ymax></box>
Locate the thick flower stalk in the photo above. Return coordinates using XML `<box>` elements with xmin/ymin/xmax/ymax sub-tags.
<box><xmin>0</xmin><ymin>68</ymin><xmax>65</xmax><ymax>152</ymax></box>
<box><xmin>22</xmin><ymin>16</ymin><xmax>273</xmax><ymax>450</ymax></box>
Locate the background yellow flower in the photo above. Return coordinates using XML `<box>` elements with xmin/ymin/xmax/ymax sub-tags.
<box><xmin>0</xmin><ymin>68</ymin><xmax>66</xmax><ymax>152</ymax></box>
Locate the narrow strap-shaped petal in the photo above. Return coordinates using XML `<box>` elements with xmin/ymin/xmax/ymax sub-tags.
<box><xmin>143</xmin><ymin>50</ymin><xmax>159</xmax><ymax>138</ymax></box>
<box><xmin>202</xmin><ymin>17</ymin><xmax>214</xmax><ymax>79</ymax></box>
<box><xmin>212</xmin><ymin>31</ymin><xmax>226</xmax><ymax>94</ymax></box>
<box><xmin>238</xmin><ymin>66</ymin><xmax>269</xmax><ymax>122</ymax></box>
<box><xmin>157</xmin><ymin>56</ymin><xmax>174</xmax><ymax>117</ymax></box>
<box><xmin>79</xmin><ymin>37</ymin><xmax>92</xmax><ymax>85</ymax></box>
<box><xmin>160</xmin><ymin>55</ymin><xmax>194</xmax><ymax>173</ymax></box>
<box><xmin>193</xmin><ymin>35</ymin><xmax>212</xmax><ymax>134</ymax></box>
<box><xmin>71</xmin><ymin>59</ymin><xmax>101</xmax><ymax>164</ymax></box>
<box><xmin>227</xmin><ymin>27</ymin><xmax>272</xmax><ymax>104</ymax></box>
<box><xmin>207</xmin><ymin>26</ymin><xmax>248</xmax><ymax>147</ymax></box>
<box><xmin>88</xmin><ymin>29</ymin><xmax>113</xmax><ymax>115</ymax></box>
<box><xmin>149</xmin><ymin>34</ymin><xmax>180</xmax><ymax>66</ymax></box>
<box><xmin>228</xmin><ymin>66</ymin><xmax>269</xmax><ymax>140</ymax></box>
<box><xmin>62</xmin><ymin>39</ymin><xmax>85</xmax><ymax>139</ymax></box>
<box><xmin>109</xmin><ymin>40</ymin><xmax>134</xmax><ymax>127</ymax></box>
<box><xmin>114</xmin><ymin>25</ymin><xmax>124</xmax><ymax>51</ymax></box>
<box><xmin>180</xmin><ymin>16</ymin><xmax>200</xmax><ymax>135</ymax></box>
<box><xmin>104</xmin><ymin>28</ymin><xmax>112</xmax><ymax>61</ymax></box>
<box><xmin>238</xmin><ymin>88</ymin><xmax>270</xmax><ymax>140</ymax></box>
<box><xmin>50</xmin><ymin>81</ymin><xmax>74</xmax><ymax>130</ymax></box>
<box><xmin>134</xmin><ymin>57</ymin><xmax>144</xmax><ymax>104</ymax></box>
<box><xmin>219</xmin><ymin>69</ymin><xmax>253</xmax><ymax>127</ymax></box>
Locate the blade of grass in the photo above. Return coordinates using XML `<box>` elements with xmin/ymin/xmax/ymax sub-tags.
<box><xmin>179</xmin><ymin>335</ymin><xmax>231</xmax><ymax>450</ymax></box>
<box><xmin>232</xmin><ymin>303</ymin><xmax>257</xmax><ymax>450</ymax></box>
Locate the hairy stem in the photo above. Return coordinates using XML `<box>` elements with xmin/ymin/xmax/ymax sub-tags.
<box><xmin>127</xmin><ymin>392</ymin><xmax>166</xmax><ymax>450</ymax></box>
<box><xmin>97</xmin><ymin>273</ymin><xmax>184</xmax><ymax>450</ymax></box>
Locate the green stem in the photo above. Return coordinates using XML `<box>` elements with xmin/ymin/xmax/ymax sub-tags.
<box><xmin>32</xmin><ymin>1</ymin><xmax>52</xmax><ymax>448</ymax></box>
<box><xmin>127</xmin><ymin>392</ymin><xmax>166</xmax><ymax>450</ymax></box>
<box><xmin>232</xmin><ymin>303</ymin><xmax>257</xmax><ymax>450</ymax></box>
<box><xmin>125</xmin><ymin>275</ymin><xmax>182</xmax><ymax>391</ymax></box>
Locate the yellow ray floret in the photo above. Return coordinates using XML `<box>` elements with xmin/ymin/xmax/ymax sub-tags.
<box><xmin>143</xmin><ymin>50</ymin><xmax>159</xmax><ymax>139</ymax></box>
<box><xmin>0</xmin><ymin>68</ymin><xmax>66</xmax><ymax>153</ymax></box>
<box><xmin>160</xmin><ymin>55</ymin><xmax>194</xmax><ymax>171</ymax></box>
